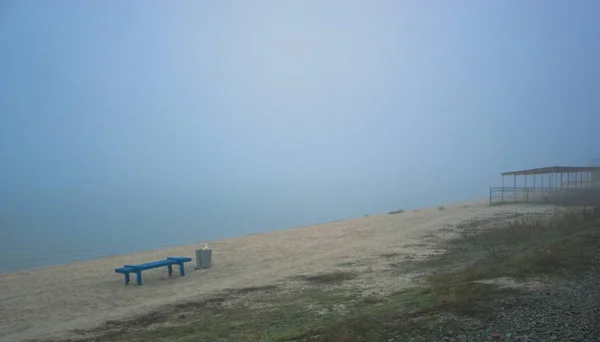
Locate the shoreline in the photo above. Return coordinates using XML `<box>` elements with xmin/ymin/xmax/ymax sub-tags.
<box><xmin>0</xmin><ymin>213</ymin><xmax>375</xmax><ymax>276</ymax></box>
<box><xmin>0</xmin><ymin>208</ymin><xmax>409</xmax><ymax>276</ymax></box>
<box><xmin>1</xmin><ymin>197</ymin><xmax>470</xmax><ymax>275</ymax></box>
<box><xmin>0</xmin><ymin>199</ymin><xmax>551</xmax><ymax>342</ymax></box>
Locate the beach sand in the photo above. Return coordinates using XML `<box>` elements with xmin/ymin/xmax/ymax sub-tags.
<box><xmin>0</xmin><ymin>200</ymin><xmax>554</xmax><ymax>342</ymax></box>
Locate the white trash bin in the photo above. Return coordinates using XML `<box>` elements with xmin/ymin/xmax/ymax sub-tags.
<box><xmin>195</xmin><ymin>246</ymin><xmax>212</xmax><ymax>269</ymax></box>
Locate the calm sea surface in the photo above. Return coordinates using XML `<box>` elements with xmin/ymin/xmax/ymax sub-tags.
<box><xmin>0</xmin><ymin>199</ymin><xmax>350</xmax><ymax>274</ymax></box>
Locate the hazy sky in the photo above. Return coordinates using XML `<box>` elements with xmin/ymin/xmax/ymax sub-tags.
<box><xmin>1</xmin><ymin>1</ymin><xmax>599</xmax><ymax>237</ymax></box>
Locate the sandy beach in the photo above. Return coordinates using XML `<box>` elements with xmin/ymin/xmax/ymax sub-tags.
<box><xmin>0</xmin><ymin>200</ymin><xmax>556</xmax><ymax>342</ymax></box>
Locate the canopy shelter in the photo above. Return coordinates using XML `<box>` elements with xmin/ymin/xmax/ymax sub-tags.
<box><xmin>500</xmin><ymin>166</ymin><xmax>600</xmax><ymax>190</ymax></box>
<box><xmin>490</xmin><ymin>165</ymin><xmax>600</xmax><ymax>205</ymax></box>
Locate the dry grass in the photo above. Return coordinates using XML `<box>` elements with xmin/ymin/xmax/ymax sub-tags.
<box><xmin>299</xmin><ymin>206</ymin><xmax>600</xmax><ymax>341</ymax></box>
<box><xmin>409</xmin><ymin>207</ymin><xmax>600</xmax><ymax>320</ymax></box>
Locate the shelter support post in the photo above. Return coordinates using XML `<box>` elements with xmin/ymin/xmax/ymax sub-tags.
<box><xmin>560</xmin><ymin>173</ymin><xmax>563</xmax><ymax>190</ymax></box>
<box><xmin>525</xmin><ymin>175</ymin><xmax>529</xmax><ymax>201</ymax></box>
<box><xmin>501</xmin><ymin>175</ymin><xmax>504</xmax><ymax>202</ymax></box>
<box><xmin>513</xmin><ymin>175</ymin><xmax>516</xmax><ymax>201</ymax></box>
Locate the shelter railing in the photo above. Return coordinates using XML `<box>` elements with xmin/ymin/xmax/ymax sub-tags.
<box><xmin>489</xmin><ymin>187</ymin><xmax>599</xmax><ymax>205</ymax></box>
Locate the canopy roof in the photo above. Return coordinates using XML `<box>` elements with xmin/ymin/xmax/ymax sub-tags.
<box><xmin>501</xmin><ymin>166</ymin><xmax>600</xmax><ymax>176</ymax></box>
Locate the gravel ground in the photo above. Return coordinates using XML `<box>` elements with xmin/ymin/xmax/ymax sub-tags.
<box><xmin>442</xmin><ymin>273</ymin><xmax>600</xmax><ymax>342</ymax></box>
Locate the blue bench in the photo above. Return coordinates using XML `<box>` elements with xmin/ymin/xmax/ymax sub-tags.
<box><xmin>115</xmin><ymin>256</ymin><xmax>192</xmax><ymax>285</ymax></box>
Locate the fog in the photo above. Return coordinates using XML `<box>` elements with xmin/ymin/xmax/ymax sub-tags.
<box><xmin>1</xmin><ymin>1</ymin><xmax>599</xmax><ymax>271</ymax></box>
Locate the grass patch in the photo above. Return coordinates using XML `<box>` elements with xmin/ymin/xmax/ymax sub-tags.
<box><xmin>406</xmin><ymin>207</ymin><xmax>600</xmax><ymax>324</ymax></box>
<box><xmin>225</xmin><ymin>285</ymin><xmax>278</xmax><ymax>295</ymax></box>
<box><xmin>82</xmin><ymin>292</ymin><xmax>347</xmax><ymax>342</ymax></box>
<box><xmin>421</xmin><ymin>208</ymin><xmax>600</xmax><ymax>279</ymax></box>
<box><xmin>301</xmin><ymin>288</ymin><xmax>355</xmax><ymax>303</ymax></box>
<box><xmin>361</xmin><ymin>295</ymin><xmax>386</xmax><ymax>304</ymax></box>
<box><xmin>294</xmin><ymin>270</ymin><xmax>357</xmax><ymax>285</ymax></box>
<box><xmin>424</xmin><ymin>281</ymin><xmax>519</xmax><ymax>319</ymax></box>
<box><xmin>294</xmin><ymin>288</ymin><xmax>465</xmax><ymax>342</ymax></box>
<box><xmin>297</xmin><ymin>207</ymin><xmax>600</xmax><ymax>341</ymax></box>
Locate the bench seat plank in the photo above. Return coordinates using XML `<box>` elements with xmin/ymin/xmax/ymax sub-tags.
<box><xmin>114</xmin><ymin>256</ymin><xmax>192</xmax><ymax>285</ymax></box>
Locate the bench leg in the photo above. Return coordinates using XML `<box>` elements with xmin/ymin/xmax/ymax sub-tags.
<box><xmin>168</xmin><ymin>264</ymin><xmax>173</xmax><ymax>277</ymax></box>
<box><xmin>136</xmin><ymin>271</ymin><xmax>143</xmax><ymax>285</ymax></box>
<box><xmin>179</xmin><ymin>262</ymin><xmax>185</xmax><ymax>277</ymax></box>
<box><xmin>125</xmin><ymin>273</ymin><xmax>130</xmax><ymax>285</ymax></box>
